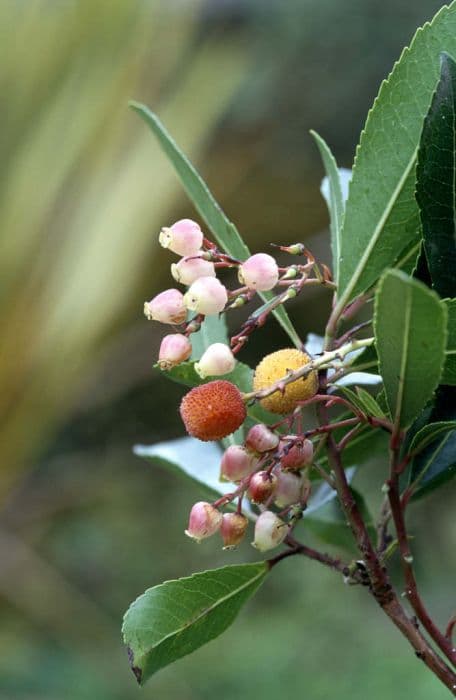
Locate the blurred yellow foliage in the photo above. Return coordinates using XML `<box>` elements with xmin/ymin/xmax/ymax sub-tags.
<box><xmin>0</xmin><ymin>0</ymin><xmax>247</xmax><ymax>496</ymax></box>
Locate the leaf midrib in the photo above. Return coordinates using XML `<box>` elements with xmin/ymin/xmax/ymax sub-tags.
<box><xmin>394</xmin><ymin>282</ymin><xmax>413</xmax><ymax>430</ymax></box>
<box><xmin>410</xmin><ymin>430</ymin><xmax>454</xmax><ymax>491</ymax></box>
<box><xmin>134</xmin><ymin>566</ymin><xmax>267</xmax><ymax>658</ymax></box>
<box><xmin>338</xmin><ymin>147</ymin><xmax>418</xmax><ymax>310</ymax></box>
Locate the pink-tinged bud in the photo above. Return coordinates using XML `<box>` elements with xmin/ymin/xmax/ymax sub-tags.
<box><xmin>144</xmin><ymin>289</ymin><xmax>186</xmax><ymax>324</ymax></box>
<box><xmin>171</xmin><ymin>256</ymin><xmax>216</xmax><ymax>286</ymax></box>
<box><xmin>220</xmin><ymin>513</ymin><xmax>248</xmax><ymax>549</ymax></box>
<box><xmin>158</xmin><ymin>334</ymin><xmax>192</xmax><ymax>370</ymax></box>
<box><xmin>280</xmin><ymin>440</ymin><xmax>314</xmax><ymax>471</ymax></box>
<box><xmin>183</xmin><ymin>277</ymin><xmax>228</xmax><ymax>315</ymax></box>
<box><xmin>238</xmin><ymin>253</ymin><xmax>279</xmax><ymax>292</ymax></box>
<box><xmin>195</xmin><ymin>343</ymin><xmax>236</xmax><ymax>378</ymax></box>
<box><xmin>159</xmin><ymin>219</ymin><xmax>203</xmax><ymax>257</ymax></box>
<box><xmin>220</xmin><ymin>445</ymin><xmax>257</xmax><ymax>483</ymax></box>
<box><xmin>247</xmin><ymin>471</ymin><xmax>277</xmax><ymax>504</ymax></box>
<box><xmin>273</xmin><ymin>468</ymin><xmax>304</xmax><ymax>507</ymax></box>
<box><xmin>245</xmin><ymin>424</ymin><xmax>279</xmax><ymax>453</ymax></box>
<box><xmin>185</xmin><ymin>501</ymin><xmax>222</xmax><ymax>542</ymax></box>
<box><xmin>252</xmin><ymin>511</ymin><xmax>288</xmax><ymax>552</ymax></box>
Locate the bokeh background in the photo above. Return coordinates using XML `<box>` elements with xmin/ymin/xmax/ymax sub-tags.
<box><xmin>1</xmin><ymin>1</ymin><xmax>455</xmax><ymax>698</ymax></box>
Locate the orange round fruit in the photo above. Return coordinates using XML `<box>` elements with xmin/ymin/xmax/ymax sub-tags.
<box><xmin>180</xmin><ymin>380</ymin><xmax>246</xmax><ymax>441</ymax></box>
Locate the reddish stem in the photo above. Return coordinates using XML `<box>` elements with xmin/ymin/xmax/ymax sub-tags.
<box><xmin>387</xmin><ymin>476</ymin><xmax>456</xmax><ymax>667</ymax></box>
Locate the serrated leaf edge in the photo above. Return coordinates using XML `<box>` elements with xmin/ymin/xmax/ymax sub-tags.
<box><xmin>374</xmin><ymin>269</ymin><xmax>448</xmax><ymax>428</ymax></box>
<box><xmin>122</xmin><ymin>563</ymin><xmax>268</xmax><ymax>670</ymax></box>
<box><xmin>338</xmin><ymin>3</ymin><xmax>454</xmax><ymax>307</ymax></box>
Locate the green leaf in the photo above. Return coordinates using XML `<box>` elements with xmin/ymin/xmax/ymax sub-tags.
<box><xmin>442</xmin><ymin>298</ymin><xmax>456</xmax><ymax>384</ymax></box>
<box><xmin>348</xmin><ymin>343</ymin><xmax>379</xmax><ymax>375</ymax></box>
<box><xmin>305</xmin><ymin>467</ymin><xmax>355</xmax><ymax>510</ymax></box>
<box><xmin>310</xmin><ymin>130</ymin><xmax>345</xmax><ymax>282</ymax></box>
<box><xmin>409</xmin><ymin>421</ymin><xmax>456</xmax><ymax>455</ymax></box>
<box><xmin>304</xmin><ymin>487</ymin><xmax>375</xmax><ymax>553</ymax></box>
<box><xmin>123</xmin><ymin>562</ymin><xmax>268</xmax><ymax>684</ymax></box>
<box><xmin>416</xmin><ymin>53</ymin><xmax>456</xmax><ymax>299</ymax></box>
<box><xmin>338</xmin><ymin>386</ymin><xmax>385</xmax><ymax>419</ymax></box>
<box><xmin>394</xmin><ymin>239</ymin><xmax>422</xmax><ymax>276</ymax></box>
<box><xmin>130</xmin><ymin>102</ymin><xmax>301</xmax><ymax>348</ymax></box>
<box><xmin>134</xmin><ymin>438</ymin><xmax>258</xmax><ymax>518</ymax></box>
<box><xmin>374</xmin><ymin>270</ymin><xmax>447</xmax><ymax>429</ymax></box>
<box><xmin>410</xmin><ymin>431</ymin><xmax>456</xmax><ymax>498</ymax></box>
<box><xmin>355</xmin><ymin>387</ymin><xmax>386</xmax><ymax>419</ymax></box>
<box><xmin>133</xmin><ymin>437</ymin><xmax>224</xmax><ymax>500</ymax></box>
<box><xmin>408</xmin><ymin>386</ymin><xmax>456</xmax><ymax>498</ymax></box>
<box><xmin>190</xmin><ymin>314</ymin><xmax>229</xmax><ymax>358</ymax></box>
<box><xmin>337</xmin><ymin>3</ymin><xmax>456</xmax><ymax>308</ymax></box>
<box><xmin>318</xmin><ymin>423</ymin><xmax>388</xmax><ymax>474</ymax></box>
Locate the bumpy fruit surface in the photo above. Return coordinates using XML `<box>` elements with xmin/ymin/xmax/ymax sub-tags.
<box><xmin>180</xmin><ymin>380</ymin><xmax>246</xmax><ymax>441</ymax></box>
<box><xmin>253</xmin><ymin>348</ymin><xmax>318</xmax><ymax>414</ymax></box>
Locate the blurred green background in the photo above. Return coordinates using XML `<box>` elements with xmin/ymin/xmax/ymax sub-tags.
<box><xmin>1</xmin><ymin>1</ymin><xmax>455</xmax><ymax>698</ymax></box>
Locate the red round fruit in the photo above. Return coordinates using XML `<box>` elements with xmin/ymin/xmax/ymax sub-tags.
<box><xmin>180</xmin><ymin>380</ymin><xmax>246</xmax><ymax>441</ymax></box>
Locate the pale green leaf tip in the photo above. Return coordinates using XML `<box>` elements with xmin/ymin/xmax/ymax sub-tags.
<box><xmin>128</xmin><ymin>99</ymin><xmax>144</xmax><ymax>111</ymax></box>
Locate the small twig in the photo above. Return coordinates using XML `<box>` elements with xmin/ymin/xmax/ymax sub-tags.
<box><xmin>242</xmin><ymin>338</ymin><xmax>375</xmax><ymax>403</ymax></box>
<box><xmin>376</xmin><ymin>493</ymin><xmax>392</xmax><ymax>555</ymax></box>
<box><xmin>387</xmin><ymin>443</ymin><xmax>456</xmax><ymax>667</ymax></box>
<box><xmin>335</xmin><ymin>320</ymin><xmax>372</xmax><ymax>349</ymax></box>
<box><xmin>268</xmin><ymin>535</ymin><xmax>351</xmax><ymax>578</ymax></box>
<box><xmin>445</xmin><ymin>614</ymin><xmax>456</xmax><ymax>642</ymax></box>
<box><xmin>311</xmin><ymin>461</ymin><xmax>336</xmax><ymax>488</ymax></box>
<box><xmin>337</xmin><ymin>423</ymin><xmax>362</xmax><ymax>452</ymax></box>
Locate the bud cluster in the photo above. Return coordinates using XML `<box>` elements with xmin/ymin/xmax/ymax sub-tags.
<box><xmin>144</xmin><ymin>217</ymin><xmax>324</xmax><ymax>377</ymax></box>
<box><xmin>185</xmin><ymin>420</ymin><xmax>315</xmax><ymax>552</ymax></box>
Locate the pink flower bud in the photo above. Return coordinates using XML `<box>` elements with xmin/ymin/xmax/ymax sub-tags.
<box><xmin>159</xmin><ymin>219</ymin><xmax>203</xmax><ymax>257</ymax></box>
<box><xmin>220</xmin><ymin>513</ymin><xmax>248</xmax><ymax>549</ymax></box>
<box><xmin>273</xmin><ymin>468</ymin><xmax>304</xmax><ymax>507</ymax></box>
<box><xmin>171</xmin><ymin>256</ymin><xmax>216</xmax><ymax>286</ymax></box>
<box><xmin>245</xmin><ymin>424</ymin><xmax>279</xmax><ymax>453</ymax></box>
<box><xmin>185</xmin><ymin>501</ymin><xmax>222</xmax><ymax>542</ymax></box>
<box><xmin>247</xmin><ymin>471</ymin><xmax>277</xmax><ymax>504</ymax></box>
<box><xmin>195</xmin><ymin>343</ymin><xmax>236</xmax><ymax>378</ymax></box>
<box><xmin>144</xmin><ymin>289</ymin><xmax>187</xmax><ymax>324</ymax></box>
<box><xmin>220</xmin><ymin>445</ymin><xmax>257</xmax><ymax>483</ymax></box>
<box><xmin>252</xmin><ymin>511</ymin><xmax>288</xmax><ymax>552</ymax></box>
<box><xmin>158</xmin><ymin>334</ymin><xmax>192</xmax><ymax>370</ymax></box>
<box><xmin>238</xmin><ymin>253</ymin><xmax>279</xmax><ymax>292</ymax></box>
<box><xmin>280</xmin><ymin>439</ymin><xmax>314</xmax><ymax>470</ymax></box>
<box><xmin>183</xmin><ymin>277</ymin><xmax>228</xmax><ymax>315</ymax></box>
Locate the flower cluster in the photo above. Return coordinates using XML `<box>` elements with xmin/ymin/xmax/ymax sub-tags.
<box><xmin>185</xmin><ymin>422</ymin><xmax>314</xmax><ymax>551</ymax></box>
<box><xmin>144</xmin><ymin>217</ymin><xmax>332</xmax><ymax>553</ymax></box>
<box><xmin>144</xmin><ymin>218</ymin><xmax>284</xmax><ymax>375</ymax></box>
